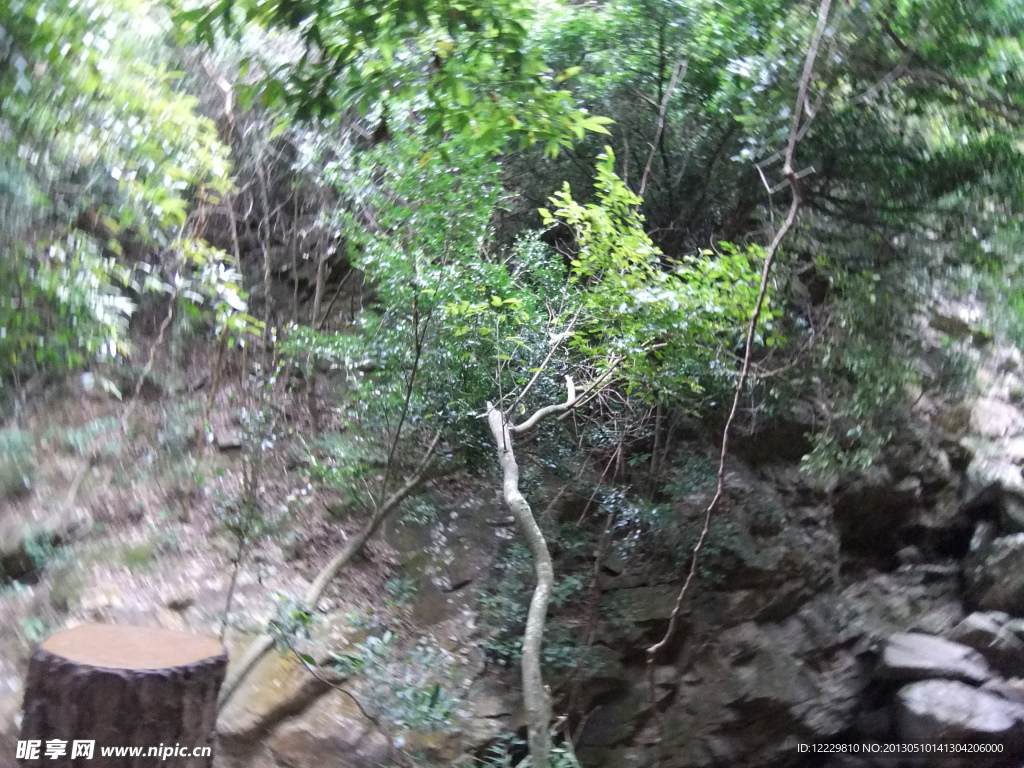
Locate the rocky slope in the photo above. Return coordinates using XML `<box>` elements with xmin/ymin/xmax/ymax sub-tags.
<box><xmin>2</xmin><ymin>305</ymin><xmax>1024</xmax><ymax>768</ymax></box>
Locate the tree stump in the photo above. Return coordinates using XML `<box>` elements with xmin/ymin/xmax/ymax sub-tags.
<box><xmin>18</xmin><ymin>624</ymin><xmax>227</xmax><ymax>767</ymax></box>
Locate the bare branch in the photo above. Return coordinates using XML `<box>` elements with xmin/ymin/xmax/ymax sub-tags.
<box><xmin>640</xmin><ymin>60</ymin><xmax>687</xmax><ymax>197</ymax></box>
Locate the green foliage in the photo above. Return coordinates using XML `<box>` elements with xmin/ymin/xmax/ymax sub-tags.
<box><xmin>538</xmin><ymin>147</ymin><xmax>779</xmax><ymax>399</ymax></box>
<box><xmin>19</xmin><ymin>615</ymin><xmax>53</xmax><ymax>645</ymax></box>
<box><xmin>663</xmin><ymin>452</ymin><xmax>717</xmax><ymax>500</ymax></box>
<box><xmin>22</xmin><ymin>528</ymin><xmax>61</xmax><ymax>572</ymax></box>
<box><xmin>801</xmin><ymin>266</ymin><xmax>923</xmax><ymax>477</ymax></box>
<box><xmin>477</xmin><ymin>542</ymin><xmax>584</xmax><ymax>672</ymax></box>
<box><xmin>268</xmin><ymin>593</ymin><xmax>315</xmax><ymax>650</ymax></box>
<box><xmin>384</xmin><ymin>574</ymin><xmax>418</xmax><ymax>607</ymax></box>
<box><xmin>478</xmin><ymin>734</ymin><xmax>582</xmax><ymax>768</ymax></box>
<box><xmin>1</xmin><ymin>0</ymin><xmax>255</xmax><ymax>378</ymax></box>
<box><xmin>0</xmin><ymin>428</ymin><xmax>34</xmax><ymax>496</ymax></box>
<box><xmin>400</xmin><ymin>497</ymin><xmax>439</xmax><ymax>527</ymax></box>
<box><xmin>329</xmin><ymin>631</ymin><xmax>466</xmax><ymax>736</ymax></box>
<box><xmin>176</xmin><ymin>0</ymin><xmax>610</xmax><ymax>156</ymax></box>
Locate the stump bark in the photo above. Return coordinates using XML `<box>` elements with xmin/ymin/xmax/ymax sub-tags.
<box><xmin>18</xmin><ymin>624</ymin><xmax>227</xmax><ymax>767</ymax></box>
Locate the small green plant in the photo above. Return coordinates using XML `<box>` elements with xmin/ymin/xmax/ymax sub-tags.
<box><xmin>399</xmin><ymin>497</ymin><xmax>438</xmax><ymax>526</ymax></box>
<box><xmin>268</xmin><ymin>594</ymin><xmax>315</xmax><ymax>647</ymax></box>
<box><xmin>0</xmin><ymin>429</ymin><xmax>34</xmax><ymax>498</ymax></box>
<box><xmin>384</xmin><ymin>574</ymin><xmax>418</xmax><ymax>607</ymax></box>
<box><xmin>664</xmin><ymin>452</ymin><xmax>716</xmax><ymax>499</ymax></box>
<box><xmin>119</xmin><ymin>541</ymin><xmax>157</xmax><ymax>572</ymax></box>
<box><xmin>328</xmin><ymin>631</ymin><xmax>465</xmax><ymax>735</ymax></box>
<box><xmin>22</xmin><ymin>529</ymin><xmax>60</xmax><ymax>572</ymax></box>
<box><xmin>59</xmin><ymin>417</ymin><xmax>122</xmax><ymax>458</ymax></box>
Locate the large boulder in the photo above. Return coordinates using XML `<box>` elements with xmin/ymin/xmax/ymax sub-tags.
<box><xmin>961</xmin><ymin>455</ymin><xmax>1024</xmax><ymax>533</ymax></box>
<box><xmin>971</xmin><ymin>398</ymin><xmax>1024</xmax><ymax>439</ymax></box>
<box><xmin>217</xmin><ymin>644</ymin><xmax>337</xmax><ymax>744</ymax></box>
<box><xmin>897</xmin><ymin>679</ymin><xmax>1024</xmax><ymax>747</ymax></box>
<box><xmin>965</xmin><ymin>532</ymin><xmax>1024</xmax><ymax>615</ymax></box>
<box><xmin>267</xmin><ymin>690</ymin><xmax>392</xmax><ymax>768</ymax></box>
<box><xmin>949</xmin><ymin>613</ymin><xmax>1024</xmax><ymax>678</ymax></box>
<box><xmin>877</xmin><ymin>633</ymin><xmax>991</xmax><ymax>684</ymax></box>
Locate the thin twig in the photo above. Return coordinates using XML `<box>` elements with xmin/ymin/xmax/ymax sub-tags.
<box><xmin>640</xmin><ymin>60</ymin><xmax>687</xmax><ymax>197</ymax></box>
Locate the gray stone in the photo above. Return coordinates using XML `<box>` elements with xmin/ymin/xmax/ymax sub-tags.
<box><xmin>1005</xmin><ymin>619</ymin><xmax>1024</xmax><ymax>641</ymax></box>
<box><xmin>930</xmin><ymin>312</ymin><xmax>974</xmax><ymax>339</ymax></box>
<box><xmin>949</xmin><ymin>613</ymin><xmax>1024</xmax><ymax>678</ymax></box>
<box><xmin>971</xmin><ymin>398</ymin><xmax>1024</xmax><ymax>439</ymax></box>
<box><xmin>878</xmin><ymin>632</ymin><xmax>991</xmax><ymax>684</ymax></box>
<box><xmin>216</xmin><ymin>432</ymin><xmax>244</xmax><ymax>451</ymax></box>
<box><xmin>962</xmin><ymin>456</ymin><xmax>1024</xmax><ymax>532</ymax></box>
<box><xmin>217</xmin><ymin>647</ymin><xmax>337</xmax><ymax>743</ymax></box>
<box><xmin>982</xmin><ymin>678</ymin><xmax>1024</xmax><ymax>706</ymax></box>
<box><xmin>897</xmin><ymin>679</ymin><xmax>1024</xmax><ymax>745</ymax></box>
<box><xmin>965</xmin><ymin>533</ymin><xmax>1024</xmax><ymax>615</ymax></box>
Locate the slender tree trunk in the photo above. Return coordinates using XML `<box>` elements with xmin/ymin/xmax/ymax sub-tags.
<box><xmin>311</xmin><ymin>252</ymin><xmax>328</xmax><ymax>327</ymax></box>
<box><xmin>20</xmin><ymin>624</ymin><xmax>226</xmax><ymax>767</ymax></box>
<box><xmin>486</xmin><ymin>405</ymin><xmax>553</xmax><ymax>764</ymax></box>
<box><xmin>217</xmin><ymin>433</ymin><xmax>442</xmax><ymax>708</ymax></box>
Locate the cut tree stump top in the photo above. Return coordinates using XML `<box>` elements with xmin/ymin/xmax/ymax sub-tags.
<box><xmin>41</xmin><ymin>624</ymin><xmax>225</xmax><ymax>671</ymax></box>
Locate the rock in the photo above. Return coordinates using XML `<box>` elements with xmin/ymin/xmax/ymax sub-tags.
<box><xmin>267</xmin><ymin>690</ymin><xmax>392</xmax><ymax>768</ymax></box>
<box><xmin>949</xmin><ymin>613</ymin><xmax>1024</xmax><ymax>678</ymax></box>
<box><xmin>965</xmin><ymin>533</ymin><xmax>1024</xmax><ymax>615</ymax></box>
<box><xmin>1005</xmin><ymin>619</ymin><xmax>1024</xmax><ymax>642</ymax></box>
<box><xmin>606</xmin><ymin>585</ymin><xmax>682</xmax><ymax>625</ymax></box>
<box><xmin>877</xmin><ymin>632</ymin><xmax>991</xmax><ymax>684</ymax></box>
<box><xmin>896</xmin><ymin>545</ymin><xmax>924</xmax><ymax>565</ymax></box>
<box><xmin>217</xmin><ymin>645</ymin><xmax>337</xmax><ymax>743</ymax></box>
<box><xmin>971</xmin><ymin>398</ymin><xmax>1024</xmax><ymax>439</ymax></box>
<box><xmin>930</xmin><ymin>312</ymin><xmax>974</xmax><ymax>339</ymax></box>
<box><xmin>216</xmin><ymin>432</ymin><xmax>244</xmax><ymax>451</ymax></box>
<box><xmin>0</xmin><ymin>679</ymin><xmax>23</xmax><ymax>768</ymax></box>
<box><xmin>896</xmin><ymin>679</ymin><xmax>1024</xmax><ymax>746</ymax></box>
<box><xmin>961</xmin><ymin>456</ymin><xmax>1024</xmax><ymax>532</ymax></box>
<box><xmin>166</xmin><ymin>592</ymin><xmax>196</xmax><ymax>612</ymax></box>
<box><xmin>982</xmin><ymin>678</ymin><xmax>1024</xmax><ymax>706</ymax></box>
<box><xmin>732</xmin><ymin>402</ymin><xmax>815</xmax><ymax>465</ymax></box>
<box><xmin>600</xmin><ymin>548</ymin><xmax>626</xmax><ymax>576</ymax></box>
<box><xmin>1004</xmin><ymin>438</ymin><xmax>1024</xmax><ymax>466</ymax></box>
<box><xmin>833</xmin><ymin>469</ymin><xmax>921</xmax><ymax>555</ymax></box>
<box><xmin>577</xmin><ymin>687</ymin><xmax>649</xmax><ymax>748</ymax></box>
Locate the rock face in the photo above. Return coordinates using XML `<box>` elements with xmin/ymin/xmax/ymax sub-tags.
<box><xmin>218</xmin><ymin>645</ymin><xmax>336</xmax><ymax>745</ymax></box>
<box><xmin>949</xmin><ymin>613</ymin><xmax>1024</xmax><ymax>678</ymax></box>
<box><xmin>832</xmin><ymin>469</ymin><xmax>921</xmax><ymax>556</ymax></box>
<box><xmin>965</xmin><ymin>533</ymin><xmax>1024</xmax><ymax>615</ymax></box>
<box><xmin>962</xmin><ymin>455</ymin><xmax>1024</xmax><ymax>532</ymax></box>
<box><xmin>267</xmin><ymin>691</ymin><xmax>392</xmax><ymax>768</ymax></box>
<box><xmin>897</xmin><ymin>679</ymin><xmax>1024</xmax><ymax>746</ymax></box>
<box><xmin>971</xmin><ymin>397</ymin><xmax>1024</xmax><ymax>439</ymax></box>
<box><xmin>878</xmin><ymin>632</ymin><xmax>992</xmax><ymax>684</ymax></box>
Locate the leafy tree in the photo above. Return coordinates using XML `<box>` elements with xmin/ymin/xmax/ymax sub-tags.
<box><xmin>0</xmin><ymin>0</ymin><xmax>255</xmax><ymax>382</ymax></box>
